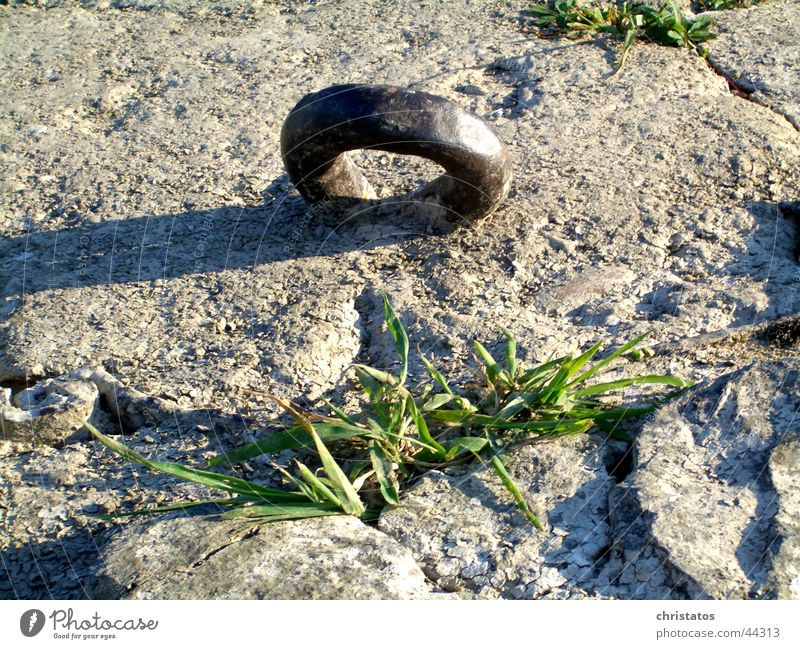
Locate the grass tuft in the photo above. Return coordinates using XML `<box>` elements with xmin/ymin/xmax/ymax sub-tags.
<box><xmin>694</xmin><ymin>0</ymin><xmax>762</xmax><ymax>10</ymax></box>
<box><xmin>88</xmin><ymin>292</ymin><xmax>694</xmax><ymax>530</ymax></box>
<box><xmin>528</xmin><ymin>1</ymin><xmax>716</xmax><ymax>72</ymax></box>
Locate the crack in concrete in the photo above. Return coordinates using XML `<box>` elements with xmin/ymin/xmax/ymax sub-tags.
<box><xmin>652</xmin><ymin>313</ymin><xmax>800</xmax><ymax>361</ymax></box>
<box><xmin>352</xmin><ymin>286</ymin><xmax>386</xmax><ymax>369</ymax></box>
<box><xmin>183</xmin><ymin>525</ymin><xmax>260</xmax><ymax>572</ymax></box>
<box><xmin>706</xmin><ymin>56</ymin><xmax>800</xmax><ymax>132</ymax></box>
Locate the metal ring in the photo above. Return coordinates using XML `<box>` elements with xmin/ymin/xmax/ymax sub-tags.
<box><xmin>280</xmin><ymin>84</ymin><xmax>512</xmax><ymax>222</ymax></box>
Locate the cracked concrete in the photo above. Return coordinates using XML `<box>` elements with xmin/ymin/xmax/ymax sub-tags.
<box><xmin>629</xmin><ymin>361</ymin><xmax>800</xmax><ymax>599</ymax></box>
<box><xmin>378</xmin><ymin>434</ymin><xmax>619</xmax><ymax>599</ymax></box>
<box><xmin>88</xmin><ymin>514</ymin><xmax>450</xmax><ymax>599</ymax></box>
<box><xmin>707</xmin><ymin>0</ymin><xmax>800</xmax><ymax>130</ymax></box>
<box><xmin>1</xmin><ymin>0</ymin><xmax>799</xmax><ymax>599</ymax></box>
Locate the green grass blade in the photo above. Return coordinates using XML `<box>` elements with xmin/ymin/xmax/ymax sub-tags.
<box><xmin>625</xmin><ymin>345</ymin><xmax>655</xmax><ymax>361</ymax></box>
<box><xmin>541</xmin><ymin>355</ymin><xmax>575</xmax><ymax>396</ymax></box>
<box><xmin>387</xmin><ymin>396</ymin><xmax>408</xmax><ymax>437</ymax></box>
<box><xmin>295</xmin><ymin>461</ymin><xmax>342</xmax><ymax>507</ymax></box>
<box><xmin>491</xmin><ymin>418</ymin><xmax>594</xmax><ymax>435</ymax></box>
<box><xmin>368</xmin><ymin>440</ymin><xmax>401</xmax><ymax>506</ymax></box>
<box><xmin>420</xmin><ymin>352</ymin><xmax>454</xmax><ymax>395</ymax></box>
<box><xmin>528</xmin><ymin>345</ymin><xmax>596</xmax><ymax>407</ymax></box>
<box><xmin>501</xmin><ymin>327</ymin><xmax>519</xmax><ymax>381</ymax></box>
<box><xmin>576</xmin><ymin>385</ymin><xmax>694</xmax><ymax>421</ymax></box>
<box><xmin>493</xmin><ymin>394</ymin><xmax>532</xmax><ymax>421</ymax></box>
<box><xmin>618</xmin><ymin>27</ymin><xmax>637</xmax><ymax>72</ymax></box>
<box><xmin>517</xmin><ymin>354</ymin><xmax>571</xmax><ymax>389</ymax></box>
<box><xmin>494</xmin><ymin>388</ymin><xmax>562</xmax><ymax>421</ymax></box>
<box><xmin>96</xmin><ymin>498</ymin><xmax>249</xmax><ymax>520</ymax></box>
<box><xmin>563</xmin><ymin>340</ymin><xmax>603</xmax><ymax>381</ymax></box>
<box><xmin>488</xmin><ymin>451</ymin><xmax>543</xmax><ymax>530</ymax></box>
<box><xmin>354</xmin><ymin>363</ymin><xmax>398</xmax><ymax>389</ymax></box>
<box><xmin>221</xmin><ymin>504</ymin><xmax>343</xmax><ymax>521</ymax></box>
<box><xmin>86</xmin><ymin>421</ymin><xmax>309</xmax><ymax>503</ymax></box>
<box><xmin>273</xmin><ymin>464</ymin><xmax>322</xmax><ymax>504</ymax></box>
<box><xmin>421</xmin><ymin>392</ymin><xmax>458</xmax><ymax>412</ymax></box>
<box><xmin>529</xmin><ymin>4</ymin><xmax>558</xmax><ymax>19</ymax></box>
<box><xmin>572</xmin><ymin>374</ymin><xmax>693</xmax><ymax>398</ymax></box>
<box><xmin>407</xmin><ymin>395</ymin><xmax>447</xmax><ymax>456</ymax></box>
<box><xmin>354</xmin><ymin>365</ymin><xmax>384</xmax><ymax>400</ymax></box>
<box><xmin>322</xmin><ymin>398</ymin><xmax>358</xmax><ymax>426</ymax></box>
<box><xmin>428</xmin><ymin>409</ymin><xmax>593</xmax><ymax>435</ymax></box>
<box><xmin>207</xmin><ymin>422</ymin><xmax>371</xmax><ymax>467</ymax></box>
<box><xmin>444</xmin><ymin>436</ymin><xmax>488</xmax><ymax>460</ymax></box>
<box><xmin>474</xmin><ymin>339</ymin><xmax>503</xmax><ymax>385</ymax></box>
<box><xmin>383</xmin><ymin>292</ymin><xmax>409</xmax><ymax>386</ymax></box>
<box><xmin>568</xmin><ymin>333</ymin><xmax>650</xmax><ymax>387</ymax></box>
<box><xmin>427</xmin><ymin>409</ymin><xmax>477</xmax><ymax>425</ymax></box>
<box><xmin>271</xmin><ymin>396</ymin><xmax>365</xmax><ymax>517</ymax></box>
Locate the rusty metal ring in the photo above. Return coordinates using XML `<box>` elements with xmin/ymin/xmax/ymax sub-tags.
<box><xmin>280</xmin><ymin>84</ymin><xmax>512</xmax><ymax>223</ymax></box>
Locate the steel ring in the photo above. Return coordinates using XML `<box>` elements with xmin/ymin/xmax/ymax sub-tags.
<box><xmin>280</xmin><ymin>84</ymin><xmax>512</xmax><ymax>222</ymax></box>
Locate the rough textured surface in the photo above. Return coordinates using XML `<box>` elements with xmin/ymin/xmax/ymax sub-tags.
<box><xmin>88</xmin><ymin>513</ymin><xmax>446</xmax><ymax>599</ymax></box>
<box><xmin>629</xmin><ymin>361</ymin><xmax>800</xmax><ymax>599</ymax></box>
<box><xmin>3</xmin><ymin>1</ymin><xmax>799</xmax><ymax>405</ymax></box>
<box><xmin>768</xmin><ymin>433</ymin><xmax>800</xmax><ymax>599</ymax></box>
<box><xmin>1</xmin><ymin>0</ymin><xmax>799</xmax><ymax>599</ymax></box>
<box><xmin>376</xmin><ymin>353</ymin><xmax>800</xmax><ymax>601</ymax></box>
<box><xmin>0</xmin><ymin>366</ymin><xmax>181</xmax><ymax>447</ymax></box>
<box><xmin>379</xmin><ymin>435</ymin><xmax>620</xmax><ymax>599</ymax></box>
<box><xmin>708</xmin><ymin>0</ymin><xmax>800</xmax><ymax>129</ymax></box>
<box><xmin>1</xmin><ymin>376</ymin><xmax>97</xmax><ymax>446</ymax></box>
<box><xmin>0</xmin><ymin>413</ymin><xmax>233</xmax><ymax>598</ymax></box>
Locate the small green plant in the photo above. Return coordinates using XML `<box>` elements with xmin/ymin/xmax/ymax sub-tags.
<box><xmin>88</xmin><ymin>294</ymin><xmax>693</xmax><ymax>530</ymax></box>
<box><xmin>529</xmin><ymin>1</ymin><xmax>716</xmax><ymax>72</ymax></box>
<box><xmin>694</xmin><ymin>0</ymin><xmax>762</xmax><ymax>10</ymax></box>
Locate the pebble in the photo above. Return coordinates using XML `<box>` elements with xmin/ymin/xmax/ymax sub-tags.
<box><xmin>456</xmin><ymin>84</ymin><xmax>485</xmax><ymax>96</ymax></box>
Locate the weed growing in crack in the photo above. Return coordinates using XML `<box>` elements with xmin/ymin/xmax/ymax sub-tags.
<box><xmin>528</xmin><ymin>1</ymin><xmax>716</xmax><ymax>72</ymax></box>
<box><xmin>695</xmin><ymin>0</ymin><xmax>763</xmax><ymax>10</ymax></box>
<box><xmin>87</xmin><ymin>293</ymin><xmax>694</xmax><ymax>530</ymax></box>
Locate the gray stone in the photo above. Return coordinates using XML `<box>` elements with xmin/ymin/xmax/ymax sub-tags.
<box><xmin>379</xmin><ymin>435</ymin><xmax>617</xmax><ymax>599</ymax></box>
<box><xmin>0</xmin><ymin>411</ymin><xmax>253</xmax><ymax>599</ymax></box>
<box><xmin>67</xmin><ymin>366</ymin><xmax>181</xmax><ymax>431</ymax></box>
<box><xmin>707</xmin><ymin>0</ymin><xmax>800</xmax><ymax>129</ymax></box>
<box><xmin>629</xmin><ymin>361</ymin><xmax>800</xmax><ymax>598</ymax></box>
<box><xmin>0</xmin><ymin>366</ymin><xmax>185</xmax><ymax>448</ymax></box>
<box><xmin>88</xmin><ymin>514</ymin><xmax>446</xmax><ymax>599</ymax></box>
<box><xmin>1</xmin><ymin>377</ymin><xmax>97</xmax><ymax>446</ymax></box>
<box><xmin>456</xmin><ymin>84</ymin><xmax>486</xmax><ymax>97</ymax></box>
<box><xmin>767</xmin><ymin>433</ymin><xmax>800</xmax><ymax>599</ymax></box>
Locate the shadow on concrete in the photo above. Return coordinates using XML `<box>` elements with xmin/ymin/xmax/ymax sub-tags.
<box><xmin>0</xmin><ymin>404</ymin><xmax>267</xmax><ymax>600</ymax></box>
<box><xmin>0</xmin><ymin>174</ymin><xmax>463</xmax><ymax>297</ymax></box>
<box><xmin>725</xmin><ymin>200</ymin><xmax>799</xmax><ymax>326</ymax></box>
